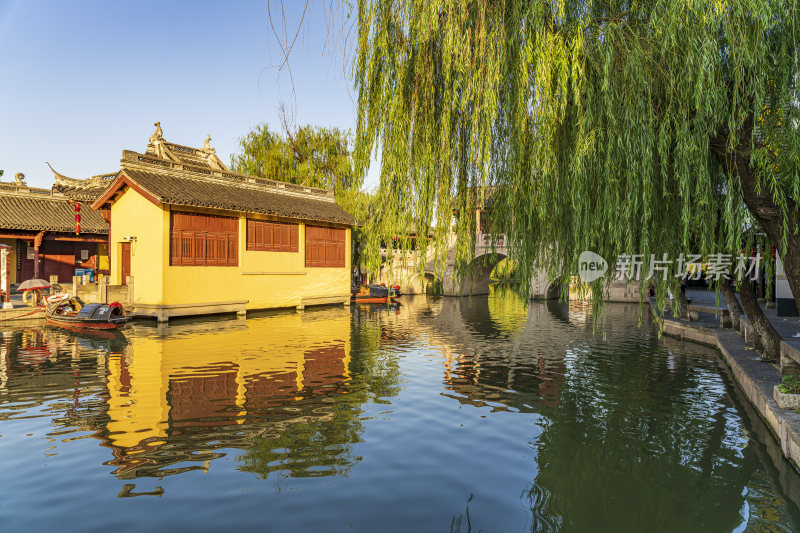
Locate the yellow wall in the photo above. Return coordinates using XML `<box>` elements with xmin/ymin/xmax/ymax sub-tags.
<box><xmin>104</xmin><ymin>308</ymin><xmax>351</xmax><ymax>450</ymax></box>
<box><xmin>107</xmin><ymin>189</ymin><xmax>351</xmax><ymax>310</ymax></box>
<box><xmin>0</xmin><ymin>239</ymin><xmax>17</xmax><ymax>284</ymax></box>
<box><xmin>109</xmin><ymin>190</ymin><xmax>168</xmax><ymax>304</ymax></box>
<box><xmin>106</xmin><ymin>344</ymin><xmax>170</xmax><ymax>448</ymax></box>
<box><xmin>97</xmin><ymin>244</ymin><xmax>109</xmax><ymax>272</ymax></box>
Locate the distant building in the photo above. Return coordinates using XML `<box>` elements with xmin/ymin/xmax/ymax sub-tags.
<box><xmin>85</xmin><ymin>124</ymin><xmax>354</xmax><ymax>321</ymax></box>
<box><xmin>0</xmin><ymin>172</ymin><xmax>108</xmax><ymax>284</ymax></box>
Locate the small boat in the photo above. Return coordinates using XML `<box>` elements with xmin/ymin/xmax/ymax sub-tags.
<box><xmin>45</xmin><ymin>294</ymin><xmax>130</xmax><ymax>330</ymax></box>
<box><xmin>351</xmin><ymin>284</ymin><xmax>399</xmax><ymax>304</ymax></box>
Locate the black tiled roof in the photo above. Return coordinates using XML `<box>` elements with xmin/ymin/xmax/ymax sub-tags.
<box><xmin>56</xmin><ymin>184</ymin><xmax>111</xmax><ymax>203</ymax></box>
<box><xmin>0</xmin><ymin>193</ymin><xmax>108</xmax><ymax>233</ymax></box>
<box><xmin>117</xmin><ymin>168</ymin><xmax>355</xmax><ymax>226</ymax></box>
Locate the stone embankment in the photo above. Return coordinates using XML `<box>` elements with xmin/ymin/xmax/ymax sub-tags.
<box><xmin>0</xmin><ymin>306</ymin><xmax>45</xmax><ymax>326</ymax></box>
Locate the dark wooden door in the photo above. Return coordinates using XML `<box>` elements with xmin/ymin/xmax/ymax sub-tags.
<box><xmin>20</xmin><ymin>243</ymin><xmax>35</xmax><ymax>282</ymax></box>
<box><xmin>120</xmin><ymin>242</ymin><xmax>131</xmax><ymax>285</ymax></box>
<box><xmin>42</xmin><ymin>241</ymin><xmax>76</xmax><ymax>283</ymax></box>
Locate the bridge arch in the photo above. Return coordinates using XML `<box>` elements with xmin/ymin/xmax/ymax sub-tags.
<box><xmin>448</xmin><ymin>251</ymin><xmax>507</xmax><ymax>296</ymax></box>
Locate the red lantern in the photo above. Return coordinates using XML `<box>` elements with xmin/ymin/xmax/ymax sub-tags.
<box><xmin>73</xmin><ymin>203</ymin><xmax>82</xmax><ymax>235</ymax></box>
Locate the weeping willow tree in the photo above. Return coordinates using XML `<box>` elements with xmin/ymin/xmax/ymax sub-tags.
<box><xmin>352</xmin><ymin>0</ymin><xmax>800</xmax><ymax>321</ymax></box>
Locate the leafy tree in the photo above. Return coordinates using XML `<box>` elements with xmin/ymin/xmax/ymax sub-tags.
<box><xmin>231</xmin><ymin>123</ymin><xmax>374</xmax><ymax>278</ymax></box>
<box><xmin>231</xmin><ymin>123</ymin><xmax>357</xmax><ymax>198</ymax></box>
<box><xmin>352</xmin><ymin>0</ymin><xmax>800</xmax><ymax>317</ymax></box>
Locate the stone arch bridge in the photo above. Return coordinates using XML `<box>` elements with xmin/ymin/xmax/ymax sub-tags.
<box><xmin>376</xmin><ymin>230</ymin><xmax>559</xmax><ymax>298</ymax></box>
<box><xmin>376</xmin><ymin>229</ymin><xmax>639</xmax><ymax>301</ymax></box>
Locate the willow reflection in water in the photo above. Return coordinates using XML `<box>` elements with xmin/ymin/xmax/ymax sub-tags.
<box><xmin>0</xmin><ymin>288</ymin><xmax>798</xmax><ymax>531</ymax></box>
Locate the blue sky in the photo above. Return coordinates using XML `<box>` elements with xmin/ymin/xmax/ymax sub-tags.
<box><xmin>0</xmin><ymin>0</ymin><xmax>369</xmax><ymax>189</ymax></box>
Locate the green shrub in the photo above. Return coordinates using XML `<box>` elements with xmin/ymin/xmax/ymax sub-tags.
<box><xmin>779</xmin><ymin>375</ymin><xmax>800</xmax><ymax>395</ymax></box>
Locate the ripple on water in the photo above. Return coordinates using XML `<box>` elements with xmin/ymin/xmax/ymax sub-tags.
<box><xmin>0</xmin><ymin>295</ymin><xmax>798</xmax><ymax>531</ymax></box>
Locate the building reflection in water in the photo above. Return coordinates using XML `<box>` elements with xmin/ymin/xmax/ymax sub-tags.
<box><xmin>98</xmin><ymin>308</ymin><xmax>366</xmax><ymax>479</ymax></box>
<box><xmin>0</xmin><ymin>305</ymin><xmax>403</xmax><ymax>484</ymax></box>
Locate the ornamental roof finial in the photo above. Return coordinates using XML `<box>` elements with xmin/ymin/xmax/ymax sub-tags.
<box><xmin>149</xmin><ymin>121</ymin><xmax>163</xmax><ymax>144</ymax></box>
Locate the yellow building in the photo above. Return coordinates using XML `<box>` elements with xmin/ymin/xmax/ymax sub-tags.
<box><xmin>86</xmin><ymin>125</ymin><xmax>354</xmax><ymax>321</ymax></box>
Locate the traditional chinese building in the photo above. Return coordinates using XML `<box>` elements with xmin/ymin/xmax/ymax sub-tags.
<box><xmin>85</xmin><ymin>124</ymin><xmax>354</xmax><ymax>321</ymax></box>
<box><xmin>0</xmin><ymin>172</ymin><xmax>109</xmax><ymax>284</ymax></box>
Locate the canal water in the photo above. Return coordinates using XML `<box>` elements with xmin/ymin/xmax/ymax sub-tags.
<box><xmin>2</xmin><ymin>288</ymin><xmax>799</xmax><ymax>532</ymax></box>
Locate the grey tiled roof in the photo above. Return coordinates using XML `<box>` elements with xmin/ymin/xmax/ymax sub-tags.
<box><xmin>118</xmin><ymin>167</ymin><xmax>355</xmax><ymax>226</ymax></box>
<box><xmin>56</xmin><ymin>184</ymin><xmax>111</xmax><ymax>203</ymax></box>
<box><xmin>52</xmin><ymin>172</ymin><xmax>118</xmax><ymax>203</ymax></box>
<box><xmin>0</xmin><ymin>192</ymin><xmax>108</xmax><ymax>234</ymax></box>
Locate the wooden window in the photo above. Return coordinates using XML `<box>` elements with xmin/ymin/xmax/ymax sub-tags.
<box><xmin>170</xmin><ymin>211</ymin><xmax>238</xmax><ymax>266</ymax></box>
<box><xmin>305</xmin><ymin>226</ymin><xmax>346</xmax><ymax>268</ymax></box>
<box><xmin>246</xmin><ymin>219</ymin><xmax>298</xmax><ymax>252</ymax></box>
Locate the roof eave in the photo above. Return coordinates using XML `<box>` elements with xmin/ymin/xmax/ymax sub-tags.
<box><xmin>91</xmin><ymin>172</ymin><xmax>161</xmax><ymax>210</ymax></box>
<box><xmin>162</xmin><ymin>199</ymin><xmax>354</xmax><ymax>227</ymax></box>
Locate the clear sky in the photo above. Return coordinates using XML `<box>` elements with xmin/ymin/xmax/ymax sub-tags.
<box><xmin>0</xmin><ymin>0</ymin><xmax>367</xmax><ymax>189</ymax></box>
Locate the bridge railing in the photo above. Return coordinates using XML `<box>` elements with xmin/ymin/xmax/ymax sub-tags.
<box><xmin>477</xmin><ymin>233</ymin><xmax>506</xmax><ymax>248</ymax></box>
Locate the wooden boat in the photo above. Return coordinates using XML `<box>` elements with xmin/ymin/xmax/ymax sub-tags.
<box><xmin>351</xmin><ymin>284</ymin><xmax>399</xmax><ymax>304</ymax></box>
<box><xmin>45</xmin><ymin>295</ymin><xmax>130</xmax><ymax>330</ymax></box>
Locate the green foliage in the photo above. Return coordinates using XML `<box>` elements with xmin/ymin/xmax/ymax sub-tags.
<box><xmin>231</xmin><ymin>123</ymin><xmax>357</xmax><ymax>197</ymax></box>
<box><xmin>352</xmin><ymin>0</ymin><xmax>800</xmax><ymax>317</ymax></box>
<box><xmin>779</xmin><ymin>374</ymin><xmax>800</xmax><ymax>395</ymax></box>
<box><xmin>490</xmin><ymin>257</ymin><xmax>517</xmax><ymax>281</ymax></box>
<box><xmin>231</xmin><ymin>123</ymin><xmax>377</xmax><ymax>269</ymax></box>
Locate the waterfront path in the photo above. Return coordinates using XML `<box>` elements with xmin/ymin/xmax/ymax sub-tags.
<box><xmin>656</xmin><ymin>288</ymin><xmax>800</xmax><ymax>474</ymax></box>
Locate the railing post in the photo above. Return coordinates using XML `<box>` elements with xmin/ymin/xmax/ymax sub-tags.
<box><xmin>98</xmin><ymin>275</ymin><xmax>108</xmax><ymax>304</ymax></box>
<box><xmin>126</xmin><ymin>276</ymin><xmax>134</xmax><ymax>306</ymax></box>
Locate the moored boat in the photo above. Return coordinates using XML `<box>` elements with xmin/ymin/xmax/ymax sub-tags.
<box><xmin>351</xmin><ymin>284</ymin><xmax>399</xmax><ymax>304</ymax></box>
<box><xmin>45</xmin><ymin>295</ymin><xmax>130</xmax><ymax>330</ymax></box>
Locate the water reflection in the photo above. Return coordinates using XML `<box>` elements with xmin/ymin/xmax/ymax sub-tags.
<box><xmin>99</xmin><ymin>308</ymin><xmax>392</xmax><ymax>480</ymax></box>
<box><xmin>378</xmin><ymin>294</ymin><xmax>800</xmax><ymax>531</ymax></box>
<box><xmin>0</xmin><ymin>291</ymin><xmax>799</xmax><ymax>531</ymax></box>
<box><xmin>529</xmin><ymin>326</ymin><xmax>760</xmax><ymax>531</ymax></box>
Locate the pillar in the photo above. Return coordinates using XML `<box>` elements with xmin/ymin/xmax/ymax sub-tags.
<box><xmin>126</xmin><ymin>276</ymin><xmax>134</xmax><ymax>307</ymax></box>
<box><xmin>0</xmin><ymin>246</ymin><xmax>9</xmax><ymax>307</ymax></box>
<box><xmin>98</xmin><ymin>275</ymin><xmax>108</xmax><ymax>304</ymax></box>
<box><xmin>32</xmin><ymin>231</ymin><xmax>44</xmax><ymax>280</ymax></box>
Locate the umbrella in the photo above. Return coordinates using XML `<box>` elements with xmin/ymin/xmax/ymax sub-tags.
<box><xmin>17</xmin><ymin>279</ymin><xmax>51</xmax><ymax>291</ymax></box>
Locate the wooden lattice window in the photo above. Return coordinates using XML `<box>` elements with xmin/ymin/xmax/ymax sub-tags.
<box><xmin>170</xmin><ymin>211</ymin><xmax>238</xmax><ymax>266</ymax></box>
<box><xmin>305</xmin><ymin>226</ymin><xmax>346</xmax><ymax>268</ymax></box>
<box><xmin>246</xmin><ymin>219</ymin><xmax>299</xmax><ymax>252</ymax></box>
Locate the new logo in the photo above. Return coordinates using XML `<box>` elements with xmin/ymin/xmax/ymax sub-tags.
<box><xmin>578</xmin><ymin>251</ymin><xmax>608</xmax><ymax>282</ymax></box>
